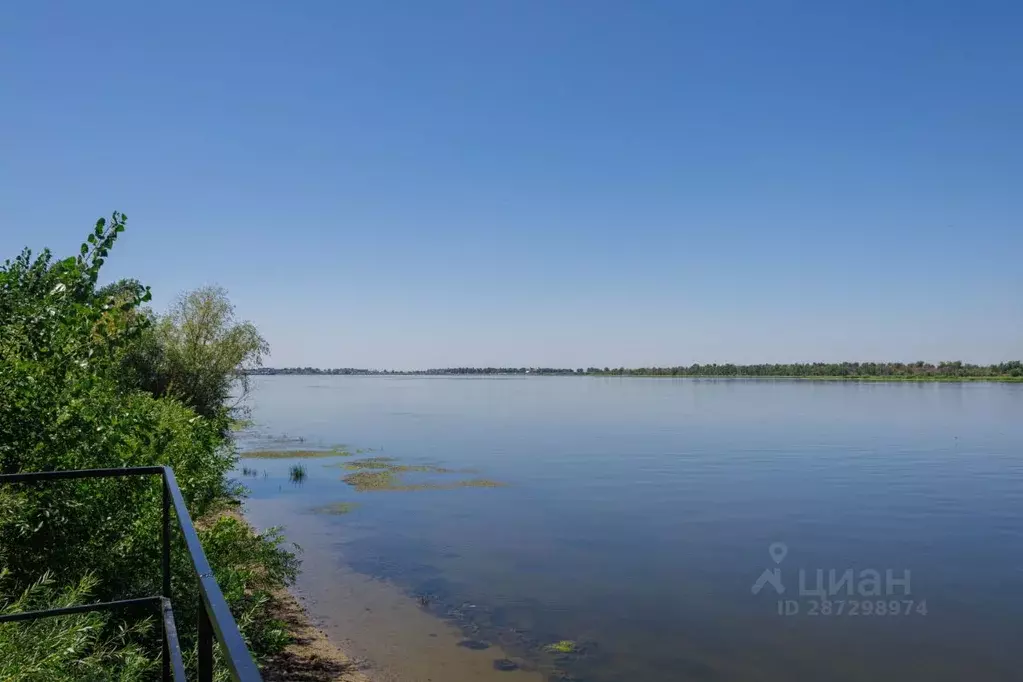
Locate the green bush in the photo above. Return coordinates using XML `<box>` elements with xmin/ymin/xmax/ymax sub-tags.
<box><xmin>112</xmin><ymin>286</ymin><xmax>268</xmax><ymax>424</ymax></box>
<box><xmin>0</xmin><ymin>213</ymin><xmax>297</xmax><ymax>679</ymax></box>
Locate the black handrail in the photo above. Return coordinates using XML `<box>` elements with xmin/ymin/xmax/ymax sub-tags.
<box><xmin>0</xmin><ymin>466</ymin><xmax>262</xmax><ymax>681</ymax></box>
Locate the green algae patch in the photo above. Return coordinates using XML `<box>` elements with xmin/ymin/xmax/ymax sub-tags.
<box><xmin>334</xmin><ymin>453</ymin><xmax>505</xmax><ymax>492</ymax></box>
<box><xmin>241</xmin><ymin>448</ymin><xmax>349</xmax><ymax>459</ymax></box>
<box><xmin>341</xmin><ymin>471</ymin><xmax>505</xmax><ymax>492</ymax></box>
<box><xmin>339</xmin><ymin>457</ymin><xmax>456</xmax><ymax>474</ymax></box>
<box><xmin>339</xmin><ymin>456</ymin><xmax>398</xmax><ymax>469</ymax></box>
<box><xmin>544</xmin><ymin>640</ymin><xmax>579</xmax><ymax>654</ymax></box>
<box><xmin>342</xmin><ymin>470</ymin><xmax>400</xmax><ymax>491</ymax></box>
<box><xmin>310</xmin><ymin>501</ymin><xmax>359</xmax><ymax>515</ymax></box>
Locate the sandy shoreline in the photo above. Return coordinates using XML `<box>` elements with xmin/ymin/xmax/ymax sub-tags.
<box><xmin>217</xmin><ymin>506</ymin><xmax>368</xmax><ymax>681</ymax></box>
<box><xmin>263</xmin><ymin>586</ymin><xmax>371</xmax><ymax>682</ymax></box>
<box><xmin>242</xmin><ymin>501</ymin><xmax>545</xmax><ymax>682</ymax></box>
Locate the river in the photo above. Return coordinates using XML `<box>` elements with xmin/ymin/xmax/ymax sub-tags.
<box><xmin>237</xmin><ymin>375</ymin><xmax>1023</xmax><ymax>682</ymax></box>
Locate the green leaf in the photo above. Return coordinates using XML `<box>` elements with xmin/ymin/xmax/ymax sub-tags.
<box><xmin>80</xmin><ymin>244</ymin><xmax>88</xmax><ymax>257</ymax></box>
<box><xmin>94</xmin><ymin>218</ymin><xmax>106</xmax><ymax>236</ymax></box>
<box><xmin>86</xmin><ymin>233</ymin><xmax>97</xmax><ymax>245</ymax></box>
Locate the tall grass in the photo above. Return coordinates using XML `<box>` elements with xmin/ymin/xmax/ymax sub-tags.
<box><xmin>0</xmin><ymin>571</ymin><xmax>155</xmax><ymax>681</ymax></box>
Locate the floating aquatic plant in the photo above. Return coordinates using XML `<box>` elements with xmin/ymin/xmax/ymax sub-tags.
<box><xmin>241</xmin><ymin>447</ymin><xmax>351</xmax><ymax>459</ymax></box>
<box><xmin>340</xmin><ymin>469</ymin><xmax>506</xmax><ymax>492</ymax></box>
<box><xmin>342</xmin><ymin>470</ymin><xmax>398</xmax><ymax>491</ymax></box>
<box><xmin>544</xmin><ymin>640</ymin><xmax>579</xmax><ymax>654</ymax></box>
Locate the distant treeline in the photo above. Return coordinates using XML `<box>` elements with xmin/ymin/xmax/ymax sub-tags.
<box><xmin>247</xmin><ymin>361</ymin><xmax>1023</xmax><ymax>379</ymax></box>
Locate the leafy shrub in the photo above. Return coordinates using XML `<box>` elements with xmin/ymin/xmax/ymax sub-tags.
<box><xmin>115</xmin><ymin>286</ymin><xmax>268</xmax><ymax>423</ymax></box>
<box><xmin>0</xmin><ymin>213</ymin><xmax>297</xmax><ymax>679</ymax></box>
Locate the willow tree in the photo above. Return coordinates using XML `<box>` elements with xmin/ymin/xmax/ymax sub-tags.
<box><xmin>129</xmin><ymin>286</ymin><xmax>269</xmax><ymax>420</ymax></box>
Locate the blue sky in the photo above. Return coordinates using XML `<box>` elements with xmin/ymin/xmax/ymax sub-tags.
<box><xmin>2</xmin><ymin>1</ymin><xmax>1020</xmax><ymax>368</ymax></box>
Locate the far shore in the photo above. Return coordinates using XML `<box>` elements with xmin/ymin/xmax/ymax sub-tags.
<box><xmin>602</xmin><ymin>375</ymin><xmax>1023</xmax><ymax>382</ymax></box>
<box><xmin>248</xmin><ymin>372</ymin><xmax>1023</xmax><ymax>383</ymax></box>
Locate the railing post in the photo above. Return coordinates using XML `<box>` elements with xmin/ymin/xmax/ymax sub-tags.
<box><xmin>162</xmin><ymin>472</ymin><xmax>172</xmax><ymax>682</ymax></box>
<box><xmin>198</xmin><ymin>595</ymin><xmax>214</xmax><ymax>682</ymax></box>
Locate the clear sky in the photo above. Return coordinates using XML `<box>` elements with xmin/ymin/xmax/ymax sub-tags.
<box><xmin>2</xmin><ymin>1</ymin><xmax>1020</xmax><ymax>369</ymax></box>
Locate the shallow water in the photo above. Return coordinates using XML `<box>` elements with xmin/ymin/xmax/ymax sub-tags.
<box><xmin>238</xmin><ymin>376</ymin><xmax>1023</xmax><ymax>681</ymax></box>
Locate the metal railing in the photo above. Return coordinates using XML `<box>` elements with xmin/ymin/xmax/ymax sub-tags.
<box><xmin>0</xmin><ymin>467</ymin><xmax>262</xmax><ymax>681</ymax></box>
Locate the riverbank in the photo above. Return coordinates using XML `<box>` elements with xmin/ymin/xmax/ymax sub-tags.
<box><xmin>220</xmin><ymin>508</ymin><xmax>367</xmax><ymax>681</ymax></box>
<box><xmin>263</xmin><ymin>584</ymin><xmax>368</xmax><ymax>682</ymax></box>
<box><xmin>239</xmin><ymin>496</ymin><xmax>546</xmax><ymax>682</ymax></box>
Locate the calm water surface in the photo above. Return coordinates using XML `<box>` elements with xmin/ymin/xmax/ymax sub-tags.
<box><xmin>238</xmin><ymin>376</ymin><xmax>1023</xmax><ymax>682</ymax></box>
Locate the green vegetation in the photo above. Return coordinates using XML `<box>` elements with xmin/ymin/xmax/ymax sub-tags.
<box><xmin>338</xmin><ymin>456</ymin><xmax>398</xmax><ymax>469</ymax></box>
<box><xmin>544</xmin><ymin>640</ymin><xmax>580</xmax><ymax>654</ymax></box>
<box><xmin>288</xmin><ymin>464</ymin><xmax>307</xmax><ymax>482</ymax></box>
<box><xmin>242</xmin><ymin>448</ymin><xmax>350</xmax><ymax>459</ymax></box>
<box><xmin>339</xmin><ymin>459</ymin><xmax>505</xmax><ymax>492</ymax></box>
<box><xmin>579</xmin><ymin>361</ymin><xmax>1023</xmax><ymax>379</ymax></box>
<box><xmin>229</xmin><ymin>417</ymin><xmax>254</xmax><ymax>431</ymax></box>
<box><xmin>0</xmin><ymin>570</ymin><xmax>155</xmax><ymax>680</ymax></box>
<box><xmin>0</xmin><ymin>213</ymin><xmax>297</xmax><ymax>679</ymax></box>
<box><xmin>342</xmin><ymin>470</ymin><xmax>400</xmax><ymax>491</ymax></box>
<box><xmin>248</xmin><ymin>362</ymin><xmax>1023</xmax><ymax>380</ymax></box>
<box><xmin>333</xmin><ymin>457</ymin><xmax>455</xmax><ymax>474</ymax></box>
<box><xmin>119</xmin><ymin>285</ymin><xmax>269</xmax><ymax>421</ymax></box>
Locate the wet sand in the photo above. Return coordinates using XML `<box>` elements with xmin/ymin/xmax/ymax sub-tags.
<box><xmin>263</xmin><ymin>586</ymin><xmax>369</xmax><ymax>682</ymax></box>
<box><xmin>244</xmin><ymin>498</ymin><xmax>544</xmax><ymax>682</ymax></box>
